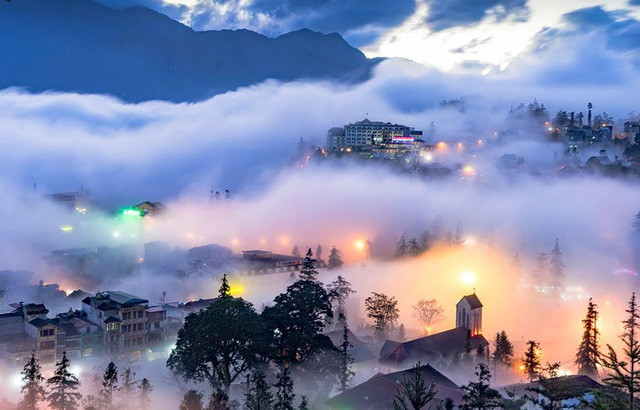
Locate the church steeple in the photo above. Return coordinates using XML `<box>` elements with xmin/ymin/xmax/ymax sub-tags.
<box><xmin>456</xmin><ymin>293</ymin><xmax>483</xmax><ymax>336</ymax></box>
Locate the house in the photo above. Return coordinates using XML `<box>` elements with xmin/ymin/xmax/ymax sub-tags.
<box><xmin>500</xmin><ymin>375</ymin><xmax>601</xmax><ymax>408</ymax></box>
<box><xmin>380</xmin><ymin>293</ymin><xmax>490</xmax><ymax>366</ymax></box>
<box><xmin>82</xmin><ymin>291</ymin><xmax>157</xmax><ymax>358</ymax></box>
<box><xmin>324</xmin><ymin>328</ymin><xmax>376</xmax><ymax>363</ymax></box>
<box><xmin>326</xmin><ymin>363</ymin><xmax>461</xmax><ymax>409</ymax></box>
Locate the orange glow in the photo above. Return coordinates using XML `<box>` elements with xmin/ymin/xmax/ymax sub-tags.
<box><xmin>460</xmin><ymin>271</ymin><xmax>476</xmax><ymax>286</ymax></box>
<box><xmin>457</xmin><ymin>142</ymin><xmax>464</xmax><ymax>151</ymax></box>
<box><xmin>462</xmin><ymin>165</ymin><xmax>476</xmax><ymax>177</ymax></box>
<box><xmin>279</xmin><ymin>236</ymin><xmax>290</xmax><ymax>247</ymax></box>
<box><xmin>354</xmin><ymin>239</ymin><xmax>366</xmax><ymax>252</ymax></box>
<box><xmin>436</xmin><ymin>141</ymin><xmax>448</xmax><ymax>151</ymax></box>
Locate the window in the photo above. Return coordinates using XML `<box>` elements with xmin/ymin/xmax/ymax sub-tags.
<box><xmin>39</xmin><ymin>341</ymin><xmax>55</xmax><ymax>350</ymax></box>
<box><xmin>137</xmin><ymin>311</ymin><xmax>144</xmax><ymax>319</ymax></box>
<box><xmin>82</xmin><ymin>348</ymin><xmax>92</xmax><ymax>358</ymax></box>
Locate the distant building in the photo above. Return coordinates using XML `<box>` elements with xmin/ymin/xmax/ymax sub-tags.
<box><xmin>379</xmin><ymin>293</ymin><xmax>489</xmax><ymax>367</ymax></box>
<box><xmin>327</xmin><ymin>118</ymin><xmax>423</xmax><ymax>155</ymax></box>
<box><xmin>237</xmin><ymin>250</ymin><xmax>303</xmax><ymax>275</ymax></box>
<box><xmin>0</xmin><ymin>303</ymin><xmax>51</xmax><ymax>364</ymax></box>
<box><xmin>134</xmin><ymin>201</ymin><xmax>165</xmax><ymax>216</ymax></box>
<box><xmin>47</xmin><ymin>188</ymin><xmax>91</xmax><ymax>212</ymax></box>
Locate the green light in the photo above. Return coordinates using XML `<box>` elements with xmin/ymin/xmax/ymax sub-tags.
<box><xmin>60</xmin><ymin>226</ymin><xmax>73</xmax><ymax>232</ymax></box>
<box><xmin>120</xmin><ymin>208</ymin><xmax>142</xmax><ymax>217</ymax></box>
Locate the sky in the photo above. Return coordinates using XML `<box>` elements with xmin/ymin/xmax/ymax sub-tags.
<box><xmin>95</xmin><ymin>0</ymin><xmax>640</xmax><ymax>75</ymax></box>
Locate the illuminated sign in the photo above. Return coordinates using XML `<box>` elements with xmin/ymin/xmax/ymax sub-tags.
<box><xmin>391</xmin><ymin>136</ymin><xmax>415</xmax><ymax>143</ymax></box>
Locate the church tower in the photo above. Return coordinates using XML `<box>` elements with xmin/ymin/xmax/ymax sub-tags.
<box><xmin>456</xmin><ymin>293</ymin><xmax>483</xmax><ymax>336</ymax></box>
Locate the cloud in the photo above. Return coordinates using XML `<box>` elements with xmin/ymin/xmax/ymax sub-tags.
<box><xmin>425</xmin><ymin>0</ymin><xmax>529</xmax><ymax>31</ymax></box>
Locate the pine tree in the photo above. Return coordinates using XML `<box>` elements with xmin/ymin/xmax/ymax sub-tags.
<box><xmin>315</xmin><ymin>245</ymin><xmax>324</xmax><ymax>265</ymax></box>
<box><xmin>523</xmin><ymin>341</ymin><xmax>541</xmax><ymax>382</ymax></box>
<box><xmin>219</xmin><ymin>274</ymin><xmax>231</xmax><ymax>298</ymax></box>
<box><xmin>419</xmin><ymin>230</ymin><xmax>431</xmax><ymax>252</ymax></box>
<box><xmin>549</xmin><ymin>239</ymin><xmax>565</xmax><ymax>291</ymax></box>
<box><xmin>338</xmin><ymin>325</ymin><xmax>355</xmax><ymax>393</ymax></box>
<box><xmin>245</xmin><ymin>370</ymin><xmax>273</xmax><ymax>410</ymax></box>
<box><xmin>18</xmin><ymin>353</ymin><xmax>46</xmax><ymax>410</ymax></box>
<box><xmin>298</xmin><ymin>396</ymin><xmax>309</xmax><ymax>410</ymax></box>
<box><xmin>533</xmin><ymin>252</ymin><xmax>548</xmax><ymax>283</ymax></box>
<box><xmin>599</xmin><ymin>293</ymin><xmax>640</xmax><ymax>409</ymax></box>
<box><xmin>138</xmin><ymin>378</ymin><xmax>152</xmax><ymax>410</ymax></box>
<box><xmin>98</xmin><ymin>362</ymin><xmax>118</xmax><ymax>410</ymax></box>
<box><xmin>395</xmin><ymin>235</ymin><xmax>407</xmax><ymax>258</ymax></box>
<box><xmin>398</xmin><ymin>324</ymin><xmax>407</xmax><ymax>341</ymax></box>
<box><xmin>392</xmin><ymin>362</ymin><xmax>437</xmax><ymax>410</ymax></box>
<box><xmin>291</xmin><ymin>246</ymin><xmax>300</xmax><ymax>258</ymax></box>
<box><xmin>327</xmin><ymin>276</ymin><xmax>355</xmax><ymax>319</ymax></box>
<box><xmin>120</xmin><ymin>368</ymin><xmax>137</xmax><ymax>407</ymax></box>
<box><xmin>575</xmin><ymin>298</ymin><xmax>599</xmax><ymax>378</ymax></box>
<box><xmin>459</xmin><ymin>363</ymin><xmax>502</xmax><ymax>409</ymax></box>
<box><xmin>327</xmin><ymin>246</ymin><xmax>344</xmax><ymax>270</ymax></box>
<box><xmin>273</xmin><ymin>367</ymin><xmax>294</xmax><ymax>410</ymax></box>
<box><xmin>407</xmin><ymin>238</ymin><xmax>421</xmax><ymax>257</ymax></box>
<box><xmin>46</xmin><ymin>351</ymin><xmax>82</xmax><ymax>410</ymax></box>
<box><xmin>492</xmin><ymin>331</ymin><xmax>514</xmax><ymax>368</ymax></box>
<box><xmin>298</xmin><ymin>248</ymin><xmax>318</xmax><ymax>281</ymax></box>
<box><xmin>179</xmin><ymin>390</ymin><xmax>204</xmax><ymax>410</ymax></box>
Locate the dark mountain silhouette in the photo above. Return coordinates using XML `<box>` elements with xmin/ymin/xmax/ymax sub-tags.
<box><xmin>0</xmin><ymin>0</ymin><xmax>379</xmax><ymax>102</ymax></box>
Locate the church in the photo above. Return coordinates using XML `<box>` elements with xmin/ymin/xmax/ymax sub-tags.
<box><xmin>379</xmin><ymin>293</ymin><xmax>489</xmax><ymax>367</ymax></box>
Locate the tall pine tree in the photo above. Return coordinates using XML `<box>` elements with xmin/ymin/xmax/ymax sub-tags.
<box><xmin>575</xmin><ymin>298</ymin><xmax>599</xmax><ymax>377</ymax></box>
<box><xmin>219</xmin><ymin>274</ymin><xmax>231</xmax><ymax>298</ymax></box>
<box><xmin>298</xmin><ymin>249</ymin><xmax>318</xmax><ymax>281</ymax></box>
<box><xmin>599</xmin><ymin>292</ymin><xmax>640</xmax><ymax>409</ymax></box>
<box><xmin>395</xmin><ymin>235</ymin><xmax>407</xmax><ymax>259</ymax></box>
<box><xmin>18</xmin><ymin>353</ymin><xmax>46</xmax><ymax>410</ymax></box>
<box><xmin>327</xmin><ymin>246</ymin><xmax>344</xmax><ymax>270</ymax></box>
<box><xmin>523</xmin><ymin>341</ymin><xmax>541</xmax><ymax>382</ymax></box>
<box><xmin>459</xmin><ymin>363</ymin><xmax>502</xmax><ymax>410</ymax></box>
<box><xmin>492</xmin><ymin>331</ymin><xmax>514</xmax><ymax>368</ymax></box>
<box><xmin>245</xmin><ymin>370</ymin><xmax>273</xmax><ymax>410</ymax></box>
<box><xmin>338</xmin><ymin>325</ymin><xmax>355</xmax><ymax>393</ymax></box>
<box><xmin>273</xmin><ymin>366</ymin><xmax>294</xmax><ymax>410</ymax></box>
<box><xmin>179</xmin><ymin>390</ymin><xmax>203</xmax><ymax>410</ymax></box>
<box><xmin>98</xmin><ymin>362</ymin><xmax>118</xmax><ymax>410</ymax></box>
<box><xmin>46</xmin><ymin>351</ymin><xmax>82</xmax><ymax>410</ymax></box>
<box><xmin>392</xmin><ymin>362</ymin><xmax>437</xmax><ymax>410</ymax></box>
<box><xmin>138</xmin><ymin>378</ymin><xmax>152</xmax><ymax>410</ymax></box>
<box><xmin>549</xmin><ymin>239</ymin><xmax>565</xmax><ymax>291</ymax></box>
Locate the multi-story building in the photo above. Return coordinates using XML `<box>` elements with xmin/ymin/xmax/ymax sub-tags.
<box><xmin>0</xmin><ymin>303</ymin><xmax>51</xmax><ymax>364</ymax></box>
<box><xmin>82</xmin><ymin>291</ymin><xmax>163</xmax><ymax>359</ymax></box>
<box><xmin>54</xmin><ymin>309</ymin><xmax>102</xmax><ymax>361</ymax></box>
<box><xmin>326</xmin><ymin>118</ymin><xmax>423</xmax><ymax>153</ymax></box>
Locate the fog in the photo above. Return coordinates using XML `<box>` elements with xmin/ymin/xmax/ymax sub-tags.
<box><xmin>1</xmin><ymin>57</ymin><xmax>640</xmax><ymax>407</ymax></box>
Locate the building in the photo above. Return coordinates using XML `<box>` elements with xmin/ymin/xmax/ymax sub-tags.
<box><xmin>237</xmin><ymin>250</ymin><xmax>303</xmax><ymax>275</ymax></box>
<box><xmin>82</xmin><ymin>291</ymin><xmax>154</xmax><ymax>358</ymax></box>
<box><xmin>0</xmin><ymin>303</ymin><xmax>51</xmax><ymax>364</ymax></box>
<box><xmin>134</xmin><ymin>201</ymin><xmax>165</xmax><ymax>216</ymax></box>
<box><xmin>456</xmin><ymin>293</ymin><xmax>483</xmax><ymax>336</ymax></box>
<box><xmin>500</xmin><ymin>375</ymin><xmax>601</xmax><ymax>408</ymax></box>
<box><xmin>327</xmin><ymin>118</ymin><xmax>423</xmax><ymax>153</ymax></box>
<box><xmin>379</xmin><ymin>293</ymin><xmax>489</xmax><ymax>366</ymax></box>
<box><xmin>325</xmin><ymin>363</ymin><xmax>462</xmax><ymax>409</ymax></box>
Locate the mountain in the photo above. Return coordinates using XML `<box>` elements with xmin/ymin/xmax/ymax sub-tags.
<box><xmin>0</xmin><ymin>0</ymin><xmax>378</xmax><ymax>102</ymax></box>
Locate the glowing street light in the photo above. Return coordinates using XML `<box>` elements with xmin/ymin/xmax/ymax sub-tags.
<box><xmin>460</xmin><ymin>271</ymin><xmax>476</xmax><ymax>286</ymax></box>
<box><xmin>60</xmin><ymin>225</ymin><xmax>73</xmax><ymax>232</ymax></box>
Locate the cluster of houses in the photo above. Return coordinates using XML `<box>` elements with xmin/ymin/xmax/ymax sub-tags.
<box><xmin>0</xmin><ymin>290</ymin><xmax>221</xmax><ymax>367</ymax></box>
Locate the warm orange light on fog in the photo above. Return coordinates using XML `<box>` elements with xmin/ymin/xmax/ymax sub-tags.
<box><xmin>436</xmin><ymin>141</ymin><xmax>448</xmax><ymax>150</ymax></box>
<box><xmin>354</xmin><ymin>239</ymin><xmax>366</xmax><ymax>252</ymax></box>
<box><xmin>460</xmin><ymin>271</ymin><xmax>476</xmax><ymax>286</ymax></box>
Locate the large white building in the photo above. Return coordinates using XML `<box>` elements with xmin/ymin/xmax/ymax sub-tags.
<box><xmin>327</xmin><ymin>118</ymin><xmax>422</xmax><ymax>152</ymax></box>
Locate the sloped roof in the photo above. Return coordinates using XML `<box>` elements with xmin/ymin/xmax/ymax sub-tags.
<box><xmin>324</xmin><ymin>328</ymin><xmax>376</xmax><ymax>362</ymax></box>
<box><xmin>326</xmin><ymin>363</ymin><xmax>461</xmax><ymax>409</ymax></box>
<box><xmin>500</xmin><ymin>375</ymin><xmax>601</xmax><ymax>401</ymax></box>
<box><xmin>103</xmin><ymin>316</ymin><xmax>121</xmax><ymax>324</ymax></box>
<box><xmin>380</xmin><ymin>327</ymin><xmax>489</xmax><ymax>365</ymax></box>
<box><xmin>28</xmin><ymin>318</ymin><xmax>52</xmax><ymax>328</ymax></box>
<box><xmin>458</xmin><ymin>294</ymin><xmax>483</xmax><ymax>309</ymax></box>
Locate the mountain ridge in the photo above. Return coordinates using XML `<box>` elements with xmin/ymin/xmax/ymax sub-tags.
<box><xmin>0</xmin><ymin>0</ymin><xmax>379</xmax><ymax>102</ymax></box>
